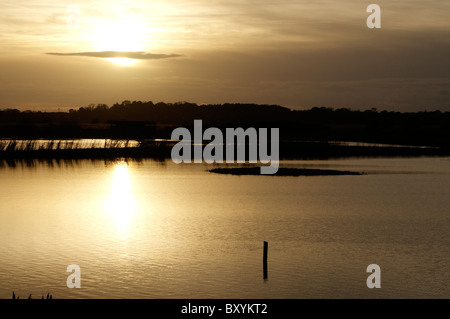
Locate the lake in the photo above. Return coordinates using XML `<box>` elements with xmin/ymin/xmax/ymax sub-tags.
<box><xmin>0</xmin><ymin>156</ymin><xmax>449</xmax><ymax>299</ymax></box>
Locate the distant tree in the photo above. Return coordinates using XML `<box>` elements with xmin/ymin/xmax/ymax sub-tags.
<box><xmin>95</xmin><ymin>104</ymin><xmax>109</xmax><ymax>111</ymax></box>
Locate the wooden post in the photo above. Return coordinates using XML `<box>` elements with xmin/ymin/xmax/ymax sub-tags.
<box><xmin>263</xmin><ymin>241</ymin><xmax>268</xmax><ymax>279</ymax></box>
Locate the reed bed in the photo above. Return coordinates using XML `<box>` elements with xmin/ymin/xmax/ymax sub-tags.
<box><xmin>0</xmin><ymin>139</ymin><xmax>140</xmax><ymax>152</ymax></box>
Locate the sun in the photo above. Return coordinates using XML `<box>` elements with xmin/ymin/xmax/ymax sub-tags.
<box><xmin>91</xmin><ymin>16</ymin><xmax>148</xmax><ymax>66</ymax></box>
<box><xmin>107</xmin><ymin>57</ymin><xmax>137</xmax><ymax>66</ymax></box>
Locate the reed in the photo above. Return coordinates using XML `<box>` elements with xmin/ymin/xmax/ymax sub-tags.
<box><xmin>12</xmin><ymin>291</ymin><xmax>53</xmax><ymax>299</ymax></box>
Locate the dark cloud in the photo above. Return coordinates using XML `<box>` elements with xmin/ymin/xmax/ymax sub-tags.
<box><xmin>46</xmin><ymin>51</ymin><xmax>182</xmax><ymax>60</ymax></box>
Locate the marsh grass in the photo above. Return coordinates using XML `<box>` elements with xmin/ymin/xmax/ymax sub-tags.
<box><xmin>12</xmin><ymin>291</ymin><xmax>53</xmax><ymax>299</ymax></box>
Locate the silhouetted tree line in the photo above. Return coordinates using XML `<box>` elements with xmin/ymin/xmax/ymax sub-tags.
<box><xmin>0</xmin><ymin>101</ymin><xmax>449</xmax><ymax>147</ymax></box>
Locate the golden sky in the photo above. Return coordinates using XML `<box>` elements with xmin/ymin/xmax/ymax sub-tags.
<box><xmin>0</xmin><ymin>0</ymin><xmax>449</xmax><ymax>111</ymax></box>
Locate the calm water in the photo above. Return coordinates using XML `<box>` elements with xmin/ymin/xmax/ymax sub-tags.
<box><xmin>0</xmin><ymin>157</ymin><xmax>449</xmax><ymax>299</ymax></box>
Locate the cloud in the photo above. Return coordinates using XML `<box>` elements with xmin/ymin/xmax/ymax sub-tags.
<box><xmin>46</xmin><ymin>51</ymin><xmax>182</xmax><ymax>60</ymax></box>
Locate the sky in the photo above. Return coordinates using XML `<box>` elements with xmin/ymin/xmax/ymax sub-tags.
<box><xmin>0</xmin><ymin>0</ymin><xmax>449</xmax><ymax>111</ymax></box>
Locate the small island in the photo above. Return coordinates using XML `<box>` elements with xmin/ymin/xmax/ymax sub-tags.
<box><xmin>209</xmin><ymin>167</ymin><xmax>363</xmax><ymax>176</ymax></box>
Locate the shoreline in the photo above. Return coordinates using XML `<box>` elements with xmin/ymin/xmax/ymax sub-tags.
<box><xmin>1</xmin><ymin>139</ymin><xmax>448</xmax><ymax>160</ymax></box>
<box><xmin>209</xmin><ymin>167</ymin><xmax>364</xmax><ymax>176</ymax></box>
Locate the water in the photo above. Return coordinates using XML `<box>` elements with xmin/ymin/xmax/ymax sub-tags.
<box><xmin>0</xmin><ymin>157</ymin><xmax>449</xmax><ymax>299</ymax></box>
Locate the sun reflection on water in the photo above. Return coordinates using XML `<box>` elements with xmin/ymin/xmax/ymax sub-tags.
<box><xmin>104</xmin><ymin>162</ymin><xmax>137</xmax><ymax>236</ymax></box>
